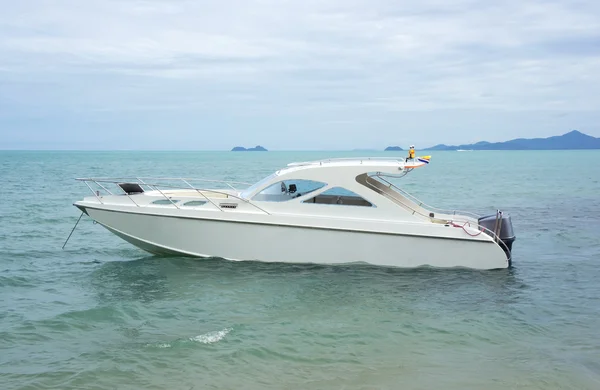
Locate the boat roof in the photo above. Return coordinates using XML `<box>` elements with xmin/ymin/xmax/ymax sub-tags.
<box><xmin>239</xmin><ymin>157</ymin><xmax>430</xmax><ymax>199</ymax></box>
<box><xmin>280</xmin><ymin>157</ymin><xmax>429</xmax><ymax>175</ymax></box>
<box><xmin>279</xmin><ymin>158</ymin><xmax>403</xmax><ymax>175</ymax></box>
<box><xmin>287</xmin><ymin>157</ymin><xmax>405</xmax><ymax>167</ymax></box>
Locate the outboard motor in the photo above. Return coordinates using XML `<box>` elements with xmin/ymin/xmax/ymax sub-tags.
<box><xmin>478</xmin><ymin>211</ymin><xmax>516</xmax><ymax>264</ymax></box>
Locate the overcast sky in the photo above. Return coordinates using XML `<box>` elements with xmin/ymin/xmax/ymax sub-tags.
<box><xmin>1</xmin><ymin>0</ymin><xmax>599</xmax><ymax>150</ymax></box>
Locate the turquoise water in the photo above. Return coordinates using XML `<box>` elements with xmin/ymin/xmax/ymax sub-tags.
<box><xmin>1</xmin><ymin>150</ymin><xmax>599</xmax><ymax>389</ymax></box>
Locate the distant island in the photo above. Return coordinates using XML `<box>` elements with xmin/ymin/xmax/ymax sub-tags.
<box><xmin>231</xmin><ymin>145</ymin><xmax>268</xmax><ymax>152</ymax></box>
<box><xmin>424</xmin><ymin>130</ymin><xmax>600</xmax><ymax>151</ymax></box>
<box><xmin>384</xmin><ymin>146</ymin><xmax>404</xmax><ymax>151</ymax></box>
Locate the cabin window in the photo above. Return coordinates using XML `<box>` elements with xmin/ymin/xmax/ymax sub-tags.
<box><xmin>151</xmin><ymin>199</ymin><xmax>180</xmax><ymax>205</ymax></box>
<box><xmin>304</xmin><ymin>187</ymin><xmax>373</xmax><ymax>207</ymax></box>
<box><xmin>183</xmin><ymin>200</ymin><xmax>207</xmax><ymax>207</ymax></box>
<box><xmin>240</xmin><ymin>172</ymin><xmax>279</xmax><ymax>199</ymax></box>
<box><xmin>252</xmin><ymin>180</ymin><xmax>327</xmax><ymax>202</ymax></box>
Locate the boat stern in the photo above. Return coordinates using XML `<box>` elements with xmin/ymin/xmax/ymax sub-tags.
<box><xmin>478</xmin><ymin>211</ymin><xmax>516</xmax><ymax>264</ymax></box>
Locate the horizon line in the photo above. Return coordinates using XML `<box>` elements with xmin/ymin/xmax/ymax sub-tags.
<box><xmin>0</xmin><ymin>129</ymin><xmax>594</xmax><ymax>153</ymax></box>
<box><xmin>0</xmin><ymin>148</ymin><xmax>399</xmax><ymax>152</ymax></box>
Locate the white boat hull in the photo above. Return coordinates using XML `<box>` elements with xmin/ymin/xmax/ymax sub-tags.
<box><xmin>80</xmin><ymin>205</ymin><xmax>509</xmax><ymax>270</ymax></box>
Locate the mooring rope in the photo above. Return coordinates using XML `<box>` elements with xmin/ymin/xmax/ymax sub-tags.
<box><xmin>62</xmin><ymin>212</ymin><xmax>84</xmax><ymax>249</ymax></box>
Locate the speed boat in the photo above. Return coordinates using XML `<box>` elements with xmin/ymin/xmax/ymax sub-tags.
<box><xmin>73</xmin><ymin>157</ymin><xmax>515</xmax><ymax>269</ymax></box>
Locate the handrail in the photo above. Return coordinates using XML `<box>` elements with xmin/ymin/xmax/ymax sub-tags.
<box><xmin>375</xmin><ymin>175</ymin><xmax>481</xmax><ymax>219</ymax></box>
<box><xmin>363</xmin><ymin>178</ymin><xmax>510</xmax><ymax>260</ymax></box>
<box><xmin>84</xmin><ymin>181</ymin><xmax>103</xmax><ymax>204</ymax></box>
<box><xmin>146</xmin><ymin>184</ymin><xmax>179</xmax><ymax>209</ymax></box>
<box><xmin>180</xmin><ymin>178</ymin><xmax>224</xmax><ymax>212</ymax></box>
<box><xmin>76</xmin><ymin>177</ymin><xmax>252</xmax><ymax>190</ymax></box>
<box><xmin>76</xmin><ymin>177</ymin><xmax>270</xmax><ymax>215</ymax></box>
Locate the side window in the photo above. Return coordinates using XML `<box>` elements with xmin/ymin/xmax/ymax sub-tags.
<box><xmin>182</xmin><ymin>200</ymin><xmax>207</xmax><ymax>207</ymax></box>
<box><xmin>252</xmin><ymin>180</ymin><xmax>326</xmax><ymax>202</ymax></box>
<box><xmin>304</xmin><ymin>187</ymin><xmax>373</xmax><ymax>207</ymax></box>
<box><xmin>151</xmin><ymin>199</ymin><xmax>180</xmax><ymax>205</ymax></box>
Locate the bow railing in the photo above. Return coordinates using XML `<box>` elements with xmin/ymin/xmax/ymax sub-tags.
<box><xmin>76</xmin><ymin>177</ymin><xmax>270</xmax><ymax>215</ymax></box>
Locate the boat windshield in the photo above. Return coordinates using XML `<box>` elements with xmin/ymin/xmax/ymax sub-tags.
<box><xmin>239</xmin><ymin>172</ymin><xmax>279</xmax><ymax>199</ymax></box>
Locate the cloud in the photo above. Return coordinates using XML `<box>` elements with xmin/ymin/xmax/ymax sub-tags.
<box><xmin>0</xmin><ymin>0</ymin><xmax>599</xmax><ymax>149</ymax></box>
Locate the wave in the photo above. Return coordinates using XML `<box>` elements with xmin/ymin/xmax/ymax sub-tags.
<box><xmin>145</xmin><ymin>328</ymin><xmax>232</xmax><ymax>349</ymax></box>
<box><xmin>189</xmin><ymin>328</ymin><xmax>232</xmax><ymax>344</ymax></box>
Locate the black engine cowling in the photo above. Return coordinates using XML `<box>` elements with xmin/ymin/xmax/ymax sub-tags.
<box><xmin>478</xmin><ymin>212</ymin><xmax>516</xmax><ymax>262</ymax></box>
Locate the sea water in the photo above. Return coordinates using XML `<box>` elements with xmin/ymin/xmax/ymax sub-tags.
<box><xmin>1</xmin><ymin>150</ymin><xmax>599</xmax><ymax>389</ymax></box>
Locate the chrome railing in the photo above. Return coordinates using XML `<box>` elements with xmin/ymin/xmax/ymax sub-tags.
<box><xmin>362</xmin><ymin>177</ymin><xmax>511</xmax><ymax>261</ymax></box>
<box><xmin>76</xmin><ymin>177</ymin><xmax>270</xmax><ymax>215</ymax></box>
<box><xmin>80</xmin><ymin>177</ymin><xmax>252</xmax><ymax>190</ymax></box>
<box><xmin>375</xmin><ymin>175</ymin><xmax>482</xmax><ymax>219</ymax></box>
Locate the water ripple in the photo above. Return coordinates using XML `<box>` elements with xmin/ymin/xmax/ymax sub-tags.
<box><xmin>2</xmin><ymin>151</ymin><xmax>600</xmax><ymax>389</ymax></box>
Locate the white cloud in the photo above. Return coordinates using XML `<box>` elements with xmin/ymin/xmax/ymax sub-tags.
<box><xmin>0</xmin><ymin>0</ymin><xmax>599</xmax><ymax>148</ymax></box>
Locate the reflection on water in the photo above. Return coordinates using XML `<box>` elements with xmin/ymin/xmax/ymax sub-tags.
<box><xmin>90</xmin><ymin>256</ymin><xmax>172</xmax><ymax>303</ymax></box>
<box><xmin>89</xmin><ymin>255</ymin><xmax>526</xmax><ymax>324</ymax></box>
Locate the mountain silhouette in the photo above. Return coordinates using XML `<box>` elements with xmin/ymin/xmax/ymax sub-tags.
<box><xmin>424</xmin><ymin>131</ymin><xmax>600</xmax><ymax>150</ymax></box>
